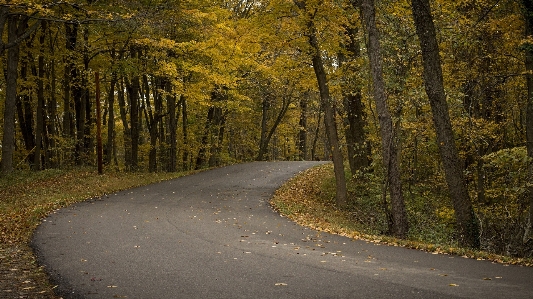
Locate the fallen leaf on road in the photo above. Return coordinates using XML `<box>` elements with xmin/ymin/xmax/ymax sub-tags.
<box><xmin>449</xmin><ymin>284</ymin><xmax>459</xmax><ymax>287</ymax></box>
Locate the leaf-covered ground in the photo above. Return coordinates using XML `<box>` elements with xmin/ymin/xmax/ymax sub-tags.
<box><xmin>271</xmin><ymin>164</ymin><xmax>533</xmax><ymax>267</ymax></box>
<box><xmin>0</xmin><ymin>168</ymin><xmax>193</xmax><ymax>299</ymax></box>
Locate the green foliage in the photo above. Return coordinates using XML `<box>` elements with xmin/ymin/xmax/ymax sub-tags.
<box><xmin>482</xmin><ymin>147</ymin><xmax>530</xmax><ymax>204</ymax></box>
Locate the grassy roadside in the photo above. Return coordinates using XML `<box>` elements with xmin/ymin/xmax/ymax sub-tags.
<box><xmin>0</xmin><ymin>168</ymin><xmax>194</xmax><ymax>299</ymax></box>
<box><xmin>271</xmin><ymin>164</ymin><xmax>533</xmax><ymax>267</ymax></box>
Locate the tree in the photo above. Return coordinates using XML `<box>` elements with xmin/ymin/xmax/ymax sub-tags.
<box><xmin>0</xmin><ymin>6</ymin><xmax>41</xmax><ymax>174</ymax></box>
<box><xmin>338</xmin><ymin>24</ymin><xmax>370</xmax><ymax>175</ymax></box>
<box><xmin>358</xmin><ymin>0</ymin><xmax>408</xmax><ymax>238</ymax></box>
<box><xmin>523</xmin><ymin>0</ymin><xmax>533</xmax><ymax>242</ymax></box>
<box><xmin>293</xmin><ymin>0</ymin><xmax>347</xmax><ymax>207</ymax></box>
<box><xmin>410</xmin><ymin>0</ymin><xmax>480</xmax><ymax>248</ymax></box>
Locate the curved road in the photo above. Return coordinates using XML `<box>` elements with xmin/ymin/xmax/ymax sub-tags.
<box><xmin>32</xmin><ymin>162</ymin><xmax>533</xmax><ymax>299</ymax></box>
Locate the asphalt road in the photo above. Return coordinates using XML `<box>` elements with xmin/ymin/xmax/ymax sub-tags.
<box><xmin>32</xmin><ymin>161</ymin><xmax>533</xmax><ymax>299</ymax></box>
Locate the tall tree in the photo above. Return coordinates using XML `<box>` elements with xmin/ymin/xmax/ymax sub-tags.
<box><xmin>523</xmin><ymin>0</ymin><xmax>533</xmax><ymax>242</ymax></box>
<box><xmin>358</xmin><ymin>0</ymin><xmax>408</xmax><ymax>238</ymax></box>
<box><xmin>338</xmin><ymin>24</ymin><xmax>370</xmax><ymax>175</ymax></box>
<box><xmin>0</xmin><ymin>7</ymin><xmax>40</xmax><ymax>174</ymax></box>
<box><xmin>293</xmin><ymin>0</ymin><xmax>347</xmax><ymax>207</ymax></box>
<box><xmin>411</xmin><ymin>0</ymin><xmax>480</xmax><ymax>248</ymax></box>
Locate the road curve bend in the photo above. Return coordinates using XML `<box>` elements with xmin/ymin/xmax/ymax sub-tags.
<box><xmin>32</xmin><ymin>161</ymin><xmax>533</xmax><ymax>299</ymax></box>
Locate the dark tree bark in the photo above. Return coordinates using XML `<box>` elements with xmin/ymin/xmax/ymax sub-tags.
<box><xmin>359</xmin><ymin>0</ymin><xmax>408</xmax><ymax>238</ymax></box>
<box><xmin>523</xmin><ymin>0</ymin><xmax>533</xmax><ymax>242</ymax></box>
<box><xmin>196</xmin><ymin>87</ymin><xmax>227</xmax><ymax>169</ymax></box>
<box><xmin>105</xmin><ymin>72</ymin><xmax>117</xmax><ymax>166</ymax></box>
<box><xmin>63</xmin><ymin>22</ymin><xmax>77</xmax><ymax>142</ymax></box>
<box><xmin>45</xmin><ymin>58</ymin><xmax>58</xmax><ymax>169</ymax></box>
<box><xmin>339</xmin><ymin>25</ymin><xmax>371</xmax><ymax>175</ymax></box>
<box><xmin>34</xmin><ymin>21</ymin><xmax>47</xmax><ymax>170</ymax></box>
<box><xmin>147</xmin><ymin>77</ymin><xmax>165</xmax><ymax>173</ymax></box>
<box><xmin>17</xmin><ymin>47</ymin><xmax>36</xmax><ymax>165</ymax></box>
<box><xmin>118</xmin><ymin>77</ymin><xmax>132</xmax><ymax>169</ymax></box>
<box><xmin>294</xmin><ymin>0</ymin><xmax>347</xmax><ymax>207</ymax></box>
<box><xmin>82</xmin><ymin>27</ymin><xmax>93</xmax><ymax>163</ymax></box>
<box><xmin>1</xmin><ymin>14</ymin><xmax>22</xmax><ymax>173</ymax></box>
<box><xmin>257</xmin><ymin>94</ymin><xmax>291</xmax><ymax>161</ymax></box>
<box><xmin>298</xmin><ymin>97</ymin><xmax>308</xmax><ymax>161</ymax></box>
<box><xmin>167</xmin><ymin>81</ymin><xmax>178</xmax><ymax>172</ymax></box>
<box><xmin>257</xmin><ymin>93</ymin><xmax>271</xmax><ymax>161</ymax></box>
<box><xmin>181</xmin><ymin>97</ymin><xmax>190</xmax><ymax>170</ymax></box>
<box><xmin>126</xmin><ymin>74</ymin><xmax>141</xmax><ymax>171</ymax></box>
<box><xmin>196</xmin><ymin>107</ymin><xmax>215</xmax><ymax>169</ymax></box>
<box><xmin>411</xmin><ymin>0</ymin><xmax>479</xmax><ymax>248</ymax></box>
<box><xmin>0</xmin><ymin>6</ymin><xmax>40</xmax><ymax>56</ymax></box>
<box><xmin>311</xmin><ymin>112</ymin><xmax>322</xmax><ymax>160</ymax></box>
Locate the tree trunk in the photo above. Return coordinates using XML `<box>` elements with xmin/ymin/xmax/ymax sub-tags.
<box><xmin>294</xmin><ymin>0</ymin><xmax>347</xmax><ymax>207</ymax></box>
<box><xmin>523</xmin><ymin>0</ymin><xmax>533</xmax><ymax>242</ymax></box>
<box><xmin>1</xmin><ymin>15</ymin><xmax>21</xmax><ymax>174</ymax></box>
<box><xmin>411</xmin><ymin>0</ymin><xmax>479</xmax><ymax>248</ymax></box>
<box><xmin>298</xmin><ymin>98</ymin><xmax>308</xmax><ymax>161</ymax></box>
<box><xmin>257</xmin><ymin>95</ymin><xmax>291</xmax><ymax>161</ymax></box>
<box><xmin>63</xmin><ymin>22</ymin><xmax>77</xmax><ymax>145</ymax></box>
<box><xmin>82</xmin><ymin>28</ymin><xmax>93</xmax><ymax>164</ymax></box>
<box><xmin>118</xmin><ymin>78</ymin><xmax>132</xmax><ymax>170</ymax></box>
<box><xmin>16</xmin><ymin>51</ymin><xmax>36</xmax><ymax>165</ymax></box>
<box><xmin>181</xmin><ymin>97</ymin><xmax>190</xmax><ymax>170</ymax></box>
<box><xmin>196</xmin><ymin>107</ymin><xmax>215</xmax><ymax>169</ymax></box>
<box><xmin>360</xmin><ymin>0</ymin><xmax>408</xmax><ymax>238</ymax></box>
<box><xmin>257</xmin><ymin>94</ymin><xmax>271</xmax><ymax>161</ymax></box>
<box><xmin>126</xmin><ymin>73</ymin><xmax>141</xmax><ymax>171</ymax></box>
<box><xmin>311</xmin><ymin>112</ymin><xmax>322</xmax><ymax>160</ymax></box>
<box><xmin>340</xmin><ymin>25</ymin><xmax>370</xmax><ymax>176</ymax></box>
<box><xmin>34</xmin><ymin>21</ymin><xmax>46</xmax><ymax>170</ymax></box>
<box><xmin>46</xmin><ymin>58</ymin><xmax>58</xmax><ymax>168</ymax></box>
<box><xmin>105</xmin><ymin>73</ymin><xmax>117</xmax><ymax>165</ymax></box>
<box><xmin>167</xmin><ymin>82</ymin><xmax>177</xmax><ymax>172</ymax></box>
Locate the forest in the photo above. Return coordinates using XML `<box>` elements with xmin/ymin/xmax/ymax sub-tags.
<box><xmin>1</xmin><ymin>0</ymin><xmax>532</xmax><ymax>258</ymax></box>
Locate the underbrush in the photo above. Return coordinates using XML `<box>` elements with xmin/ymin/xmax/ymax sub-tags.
<box><xmin>271</xmin><ymin>164</ymin><xmax>533</xmax><ymax>266</ymax></box>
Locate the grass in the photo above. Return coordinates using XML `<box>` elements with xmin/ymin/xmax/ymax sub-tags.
<box><xmin>0</xmin><ymin>167</ymin><xmax>195</xmax><ymax>298</ymax></box>
<box><xmin>271</xmin><ymin>164</ymin><xmax>533</xmax><ymax>267</ymax></box>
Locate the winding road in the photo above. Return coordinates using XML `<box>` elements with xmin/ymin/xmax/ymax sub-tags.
<box><xmin>32</xmin><ymin>161</ymin><xmax>533</xmax><ymax>298</ymax></box>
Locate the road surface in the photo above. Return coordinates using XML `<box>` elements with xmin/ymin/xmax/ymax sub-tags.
<box><xmin>32</xmin><ymin>161</ymin><xmax>533</xmax><ymax>298</ymax></box>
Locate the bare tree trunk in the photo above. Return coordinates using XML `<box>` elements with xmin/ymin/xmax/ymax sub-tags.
<box><xmin>359</xmin><ymin>0</ymin><xmax>408</xmax><ymax>238</ymax></box>
<box><xmin>105</xmin><ymin>72</ymin><xmax>117</xmax><ymax>165</ymax></box>
<box><xmin>17</xmin><ymin>49</ymin><xmax>36</xmax><ymax>165</ymax></box>
<box><xmin>523</xmin><ymin>0</ymin><xmax>533</xmax><ymax>243</ymax></box>
<box><xmin>294</xmin><ymin>0</ymin><xmax>347</xmax><ymax>207</ymax></box>
<box><xmin>46</xmin><ymin>58</ymin><xmax>58</xmax><ymax>168</ymax></box>
<box><xmin>63</xmin><ymin>22</ymin><xmax>77</xmax><ymax>150</ymax></box>
<box><xmin>34</xmin><ymin>22</ymin><xmax>46</xmax><ymax>170</ymax></box>
<box><xmin>181</xmin><ymin>97</ymin><xmax>189</xmax><ymax>170</ymax></box>
<box><xmin>340</xmin><ymin>25</ymin><xmax>370</xmax><ymax>176</ymax></box>
<box><xmin>257</xmin><ymin>94</ymin><xmax>271</xmax><ymax>161</ymax></box>
<box><xmin>118</xmin><ymin>78</ymin><xmax>132</xmax><ymax>170</ymax></box>
<box><xmin>311</xmin><ymin>112</ymin><xmax>322</xmax><ymax>160</ymax></box>
<box><xmin>167</xmin><ymin>82</ymin><xmax>178</xmax><ymax>172</ymax></box>
<box><xmin>125</xmin><ymin>69</ymin><xmax>141</xmax><ymax>171</ymax></box>
<box><xmin>1</xmin><ymin>15</ymin><xmax>21</xmax><ymax>173</ymax></box>
<box><xmin>411</xmin><ymin>0</ymin><xmax>479</xmax><ymax>248</ymax></box>
<box><xmin>257</xmin><ymin>95</ymin><xmax>291</xmax><ymax>161</ymax></box>
<box><xmin>298</xmin><ymin>98</ymin><xmax>308</xmax><ymax>161</ymax></box>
